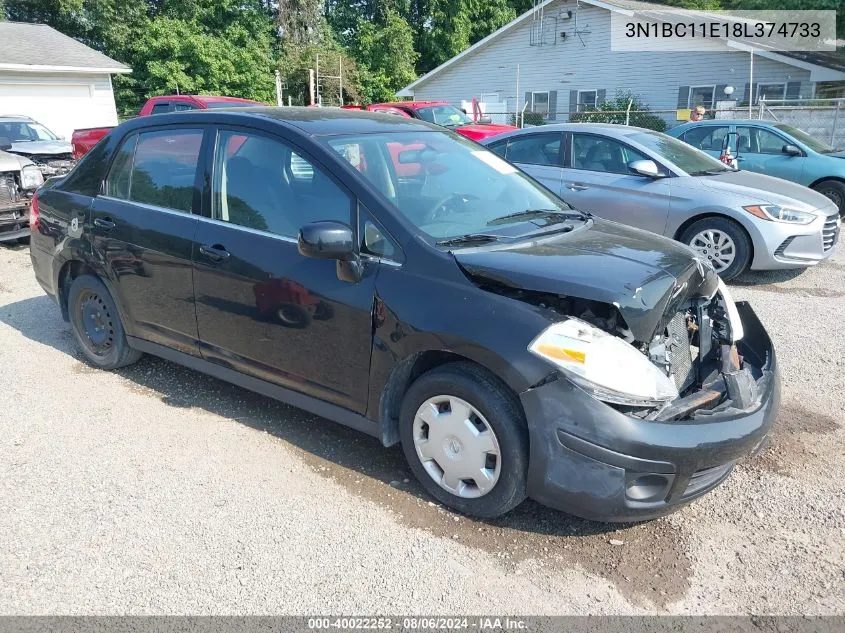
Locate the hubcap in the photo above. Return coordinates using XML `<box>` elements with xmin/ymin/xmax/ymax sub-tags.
<box><xmin>689</xmin><ymin>229</ymin><xmax>736</xmax><ymax>273</ymax></box>
<box><xmin>412</xmin><ymin>396</ymin><xmax>501</xmax><ymax>499</ymax></box>
<box><xmin>79</xmin><ymin>292</ymin><xmax>114</xmax><ymax>355</ymax></box>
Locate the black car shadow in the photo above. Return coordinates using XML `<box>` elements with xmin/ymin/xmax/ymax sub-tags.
<box><xmin>0</xmin><ymin>294</ymin><xmax>622</xmax><ymax>539</ymax></box>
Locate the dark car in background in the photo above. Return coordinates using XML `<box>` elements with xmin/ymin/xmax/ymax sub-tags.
<box><xmin>29</xmin><ymin>108</ymin><xmax>778</xmax><ymax>522</ymax></box>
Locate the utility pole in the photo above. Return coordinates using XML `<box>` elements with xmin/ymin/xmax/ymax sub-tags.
<box><xmin>308</xmin><ymin>69</ymin><xmax>315</xmax><ymax>106</ymax></box>
<box><xmin>275</xmin><ymin>70</ymin><xmax>283</xmax><ymax>106</ymax></box>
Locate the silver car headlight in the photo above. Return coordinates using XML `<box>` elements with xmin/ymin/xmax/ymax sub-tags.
<box><xmin>528</xmin><ymin>318</ymin><xmax>678</xmax><ymax>407</ymax></box>
<box><xmin>743</xmin><ymin>204</ymin><xmax>814</xmax><ymax>224</ymax></box>
<box><xmin>21</xmin><ymin>165</ymin><xmax>44</xmax><ymax>190</ymax></box>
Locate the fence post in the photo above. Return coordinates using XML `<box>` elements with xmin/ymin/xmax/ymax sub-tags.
<box><xmin>758</xmin><ymin>98</ymin><xmax>764</xmax><ymax>120</ymax></box>
<box><xmin>832</xmin><ymin>100</ymin><xmax>841</xmax><ymax>147</ymax></box>
<box><xmin>625</xmin><ymin>98</ymin><xmax>633</xmax><ymax>126</ymax></box>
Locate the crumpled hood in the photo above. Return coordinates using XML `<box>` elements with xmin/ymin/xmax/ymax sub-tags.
<box><xmin>9</xmin><ymin>140</ymin><xmax>73</xmax><ymax>156</ymax></box>
<box><xmin>0</xmin><ymin>149</ymin><xmax>33</xmax><ymax>172</ymax></box>
<box><xmin>454</xmin><ymin>219</ymin><xmax>719</xmax><ymax>341</ymax></box>
<box><xmin>697</xmin><ymin>169</ymin><xmax>833</xmax><ymax>213</ymax></box>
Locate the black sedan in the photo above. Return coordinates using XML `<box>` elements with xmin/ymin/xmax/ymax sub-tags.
<box><xmin>29</xmin><ymin>107</ymin><xmax>779</xmax><ymax>522</ymax></box>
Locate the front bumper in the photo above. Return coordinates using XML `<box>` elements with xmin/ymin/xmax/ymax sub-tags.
<box><xmin>0</xmin><ymin>203</ymin><xmax>29</xmax><ymax>242</ymax></box>
<box><xmin>749</xmin><ymin>207</ymin><xmax>840</xmax><ymax>270</ymax></box>
<box><xmin>520</xmin><ymin>301</ymin><xmax>779</xmax><ymax>522</ymax></box>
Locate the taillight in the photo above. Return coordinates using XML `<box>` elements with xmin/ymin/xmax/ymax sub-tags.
<box><xmin>29</xmin><ymin>192</ymin><xmax>40</xmax><ymax>232</ymax></box>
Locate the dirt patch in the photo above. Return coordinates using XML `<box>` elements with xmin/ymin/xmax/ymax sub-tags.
<box><xmin>750</xmin><ymin>401</ymin><xmax>841</xmax><ymax>477</ymax></box>
<box><xmin>108</xmin><ymin>355</ymin><xmax>692</xmax><ymax>609</ymax></box>
<box><xmin>293</xmin><ymin>446</ymin><xmax>692</xmax><ymax>609</ymax></box>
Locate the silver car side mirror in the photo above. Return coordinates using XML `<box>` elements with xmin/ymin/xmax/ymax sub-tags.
<box><xmin>628</xmin><ymin>159</ymin><xmax>663</xmax><ymax>178</ymax></box>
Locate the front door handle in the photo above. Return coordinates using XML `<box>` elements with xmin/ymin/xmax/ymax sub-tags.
<box><xmin>93</xmin><ymin>217</ymin><xmax>115</xmax><ymax>229</ymax></box>
<box><xmin>198</xmin><ymin>244</ymin><xmax>231</xmax><ymax>262</ymax></box>
<box><xmin>566</xmin><ymin>183</ymin><xmax>589</xmax><ymax>191</ymax></box>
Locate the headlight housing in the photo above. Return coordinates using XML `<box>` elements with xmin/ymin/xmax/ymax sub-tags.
<box><xmin>20</xmin><ymin>165</ymin><xmax>44</xmax><ymax>190</ymax></box>
<box><xmin>743</xmin><ymin>204</ymin><xmax>815</xmax><ymax>224</ymax></box>
<box><xmin>529</xmin><ymin>318</ymin><xmax>678</xmax><ymax>407</ymax></box>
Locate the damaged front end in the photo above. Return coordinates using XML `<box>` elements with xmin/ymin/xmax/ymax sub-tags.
<box><xmin>463</xmin><ymin>258</ymin><xmax>771</xmax><ymax>422</ymax></box>
<box><xmin>13</xmin><ymin>152</ymin><xmax>76</xmax><ymax>178</ymax></box>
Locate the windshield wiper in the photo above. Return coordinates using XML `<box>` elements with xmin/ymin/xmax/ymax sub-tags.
<box><xmin>487</xmin><ymin>208</ymin><xmax>589</xmax><ymax>226</ymax></box>
<box><xmin>690</xmin><ymin>168</ymin><xmax>731</xmax><ymax>176</ymax></box>
<box><xmin>436</xmin><ymin>234</ymin><xmax>500</xmax><ymax>247</ymax></box>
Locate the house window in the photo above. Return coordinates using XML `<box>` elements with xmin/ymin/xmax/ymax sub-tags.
<box><xmin>757</xmin><ymin>83</ymin><xmax>786</xmax><ymax>103</ymax></box>
<box><xmin>689</xmin><ymin>86</ymin><xmax>716</xmax><ymax>110</ymax></box>
<box><xmin>578</xmin><ymin>90</ymin><xmax>597</xmax><ymax>112</ymax></box>
<box><xmin>531</xmin><ymin>91</ymin><xmax>549</xmax><ymax>116</ymax></box>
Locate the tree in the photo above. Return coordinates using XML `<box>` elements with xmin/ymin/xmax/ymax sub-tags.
<box><xmin>353</xmin><ymin>9</ymin><xmax>417</xmax><ymax>102</ymax></box>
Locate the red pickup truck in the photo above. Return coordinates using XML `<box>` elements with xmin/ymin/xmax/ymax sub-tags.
<box><xmin>360</xmin><ymin>100</ymin><xmax>517</xmax><ymax>141</ymax></box>
<box><xmin>71</xmin><ymin>94</ymin><xmax>264</xmax><ymax>159</ymax></box>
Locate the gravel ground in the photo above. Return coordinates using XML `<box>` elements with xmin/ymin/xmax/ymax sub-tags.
<box><xmin>0</xmin><ymin>241</ymin><xmax>843</xmax><ymax>615</ymax></box>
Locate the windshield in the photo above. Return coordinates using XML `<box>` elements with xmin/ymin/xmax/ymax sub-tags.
<box><xmin>326</xmin><ymin>131</ymin><xmax>577</xmax><ymax>242</ymax></box>
<box><xmin>629</xmin><ymin>130</ymin><xmax>732</xmax><ymax>175</ymax></box>
<box><xmin>0</xmin><ymin>121</ymin><xmax>60</xmax><ymax>142</ymax></box>
<box><xmin>204</xmin><ymin>101</ymin><xmax>260</xmax><ymax>109</ymax></box>
<box><xmin>415</xmin><ymin>105</ymin><xmax>473</xmax><ymax>127</ymax></box>
<box><xmin>774</xmin><ymin>124</ymin><xmax>836</xmax><ymax>153</ymax></box>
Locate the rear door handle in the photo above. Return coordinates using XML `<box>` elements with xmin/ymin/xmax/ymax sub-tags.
<box><xmin>198</xmin><ymin>244</ymin><xmax>231</xmax><ymax>262</ymax></box>
<box><xmin>93</xmin><ymin>217</ymin><xmax>115</xmax><ymax>229</ymax></box>
<box><xmin>566</xmin><ymin>183</ymin><xmax>589</xmax><ymax>191</ymax></box>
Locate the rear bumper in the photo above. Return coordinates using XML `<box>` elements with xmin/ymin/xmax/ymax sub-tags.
<box><xmin>521</xmin><ymin>301</ymin><xmax>779</xmax><ymax>522</ymax></box>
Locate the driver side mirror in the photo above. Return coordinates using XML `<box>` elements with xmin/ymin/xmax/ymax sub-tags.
<box><xmin>782</xmin><ymin>144</ymin><xmax>802</xmax><ymax>156</ymax></box>
<box><xmin>0</xmin><ymin>137</ymin><xmax>11</xmax><ymax>151</ymax></box>
<box><xmin>297</xmin><ymin>221</ymin><xmax>356</xmax><ymax>261</ymax></box>
<box><xmin>628</xmin><ymin>159</ymin><xmax>664</xmax><ymax>179</ymax></box>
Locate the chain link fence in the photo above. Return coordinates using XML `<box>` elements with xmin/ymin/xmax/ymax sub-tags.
<box><xmin>483</xmin><ymin>99</ymin><xmax>844</xmax><ymax>149</ymax></box>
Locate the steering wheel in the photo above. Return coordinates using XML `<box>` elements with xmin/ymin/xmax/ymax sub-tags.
<box><xmin>424</xmin><ymin>193</ymin><xmax>478</xmax><ymax>224</ymax></box>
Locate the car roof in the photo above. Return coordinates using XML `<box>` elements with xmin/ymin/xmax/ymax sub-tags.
<box><xmin>673</xmin><ymin>119</ymin><xmax>786</xmax><ymax>127</ymax></box>
<box><xmin>119</xmin><ymin>106</ymin><xmax>443</xmax><ymax>136</ymax></box>
<box><xmin>479</xmin><ymin>122</ymin><xmax>660</xmax><ymax>143</ymax></box>
<box><xmin>376</xmin><ymin>101</ymin><xmax>449</xmax><ymax>109</ymax></box>
<box><xmin>0</xmin><ymin>115</ymin><xmax>35</xmax><ymax>121</ymax></box>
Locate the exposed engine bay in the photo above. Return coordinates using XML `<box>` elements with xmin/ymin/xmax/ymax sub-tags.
<box><xmin>13</xmin><ymin>153</ymin><xmax>76</xmax><ymax>178</ymax></box>
<box><xmin>469</xmin><ymin>276</ymin><xmax>768</xmax><ymax>422</ymax></box>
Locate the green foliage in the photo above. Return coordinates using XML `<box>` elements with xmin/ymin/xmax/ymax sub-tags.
<box><xmin>569</xmin><ymin>91</ymin><xmax>668</xmax><ymax>132</ymax></box>
<box><xmin>354</xmin><ymin>9</ymin><xmax>418</xmax><ymax>103</ymax></box>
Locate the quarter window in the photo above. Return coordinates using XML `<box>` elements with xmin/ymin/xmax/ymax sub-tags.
<box><xmin>150</xmin><ymin>102</ymin><xmax>170</xmax><ymax>114</ymax></box>
<box><xmin>129</xmin><ymin>129</ymin><xmax>203</xmax><ymax>212</ymax></box>
<box><xmin>212</xmin><ymin>130</ymin><xmax>352</xmax><ymax>238</ymax></box>
<box><xmin>105</xmin><ymin>134</ymin><xmax>137</xmax><ymax>199</ymax></box>
<box><xmin>571</xmin><ymin>134</ymin><xmax>650</xmax><ymax>175</ymax></box>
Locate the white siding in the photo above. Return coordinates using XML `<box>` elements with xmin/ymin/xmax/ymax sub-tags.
<box><xmin>410</xmin><ymin>1</ymin><xmax>813</xmax><ymax>124</ymax></box>
<box><xmin>0</xmin><ymin>71</ymin><xmax>120</xmax><ymax>140</ymax></box>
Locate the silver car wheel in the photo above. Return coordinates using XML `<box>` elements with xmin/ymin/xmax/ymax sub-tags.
<box><xmin>689</xmin><ymin>229</ymin><xmax>736</xmax><ymax>272</ymax></box>
<box><xmin>412</xmin><ymin>395</ymin><xmax>501</xmax><ymax>499</ymax></box>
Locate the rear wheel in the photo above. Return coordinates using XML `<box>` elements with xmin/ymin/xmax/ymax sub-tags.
<box><xmin>399</xmin><ymin>362</ymin><xmax>528</xmax><ymax>518</ymax></box>
<box><xmin>680</xmin><ymin>217</ymin><xmax>751</xmax><ymax>281</ymax></box>
<box><xmin>68</xmin><ymin>274</ymin><xmax>141</xmax><ymax>369</ymax></box>
<box><xmin>812</xmin><ymin>180</ymin><xmax>845</xmax><ymax>216</ymax></box>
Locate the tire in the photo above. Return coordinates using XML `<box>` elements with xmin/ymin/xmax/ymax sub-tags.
<box><xmin>399</xmin><ymin>362</ymin><xmax>529</xmax><ymax>518</ymax></box>
<box><xmin>680</xmin><ymin>217</ymin><xmax>751</xmax><ymax>281</ymax></box>
<box><xmin>68</xmin><ymin>274</ymin><xmax>142</xmax><ymax>370</ymax></box>
<box><xmin>812</xmin><ymin>180</ymin><xmax>845</xmax><ymax>216</ymax></box>
<box><xmin>276</xmin><ymin>303</ymin><xmax>312</xmax><ymax>329</ymax></box>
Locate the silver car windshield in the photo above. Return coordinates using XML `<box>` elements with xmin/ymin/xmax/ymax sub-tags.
<box><xmin>327</xmin><ymin>131</ymin><xmax>578</xmax><ymax>241</ymax></box>
<box><xmin>0</xmin><ymin>121</ymin><xmax>59</xmax><ymax>142</ymax></box>
<box><xmin>629</xmin><ymin>130</ymin><xmax>732</xmax><ymax>176</ymax></box>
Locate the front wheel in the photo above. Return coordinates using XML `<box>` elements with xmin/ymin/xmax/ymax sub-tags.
<box><xmin>680</xmin><ymin>217</ymin><xmax>751</xmax><ymax>281</ymax></box>
<box><xmin>399</xmin><ymin>362</ymin><xmax>528</xmax><ymax>518</ymax></box>
<box><xmin>68</xmin><ymin>274</ymin><xmax>142</xmax><ymax>369</ymax></box>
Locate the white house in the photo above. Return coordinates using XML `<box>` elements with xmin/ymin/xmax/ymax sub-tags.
<box><xmin>0</xmin><ymin>21</ymin><xmax>131</xmax><ymax>140</ymax></box>
<box><xmin>399</xmin><ymin>0</ymin><xmax>845</xmax><ymax>124</ymax></box>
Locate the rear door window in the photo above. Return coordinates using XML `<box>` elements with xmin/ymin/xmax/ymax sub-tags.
<box><xmin>128</xmin><ymin>129</ymin><xmax>203</xmax><ymax>212</ymax></box>
<box><xmin>150</xmin><ymin>102</ymin><xmax>170</xmax><ymax>114</ymax></box>
<box><xmin>682</xmin><ymin>126</ymin><xmax>729</xmax><ymax>151</ymax></box>
<box><xmin>105</xmin><ymin>134</ymin><xmax>138</xmax><ymax>199</ymax></box>
<box><xmin>501</xmin><ymin>133</ymin><xmax>563</xmax><ymax>166</ymax></box>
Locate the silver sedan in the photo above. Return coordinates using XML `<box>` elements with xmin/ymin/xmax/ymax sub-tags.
<box><xmin>482</xmin><ymin>123</ymin><xmax>840</xmax><ymax>280</ymax></box>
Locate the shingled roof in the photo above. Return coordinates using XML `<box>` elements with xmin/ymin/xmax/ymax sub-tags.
<box><xmin>0</xmin><ymin>22</ymin><xmax>131</xmax><ymax>73</ymax></box>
